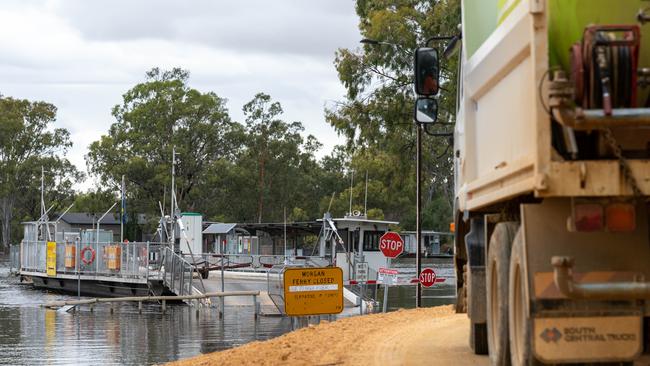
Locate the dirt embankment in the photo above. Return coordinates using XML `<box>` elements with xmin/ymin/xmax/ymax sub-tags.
<box><xmin>166</xmin><ymin>305</ymin><xmax>488</xmax><ymax>366</ymax></box>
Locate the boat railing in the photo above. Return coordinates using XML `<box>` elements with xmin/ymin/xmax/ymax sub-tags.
<box><xmin>161</xmin><ymin>247</ymin><xmax>197</xmax><ymax>296</ymax></box>
<box><xmin>19</xmin><ymin>240</ymin><xmax>165</xmax><ymax>281</ymax></box>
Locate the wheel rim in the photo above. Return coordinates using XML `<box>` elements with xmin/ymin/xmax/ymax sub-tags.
<box><xmin>489</xmin><ymin>260</ymin><xmax>498</xmax><ymax>346</ymax></box>
<box><xmin>512</xmin><ymin>262</ymin><xmax>524</xmax><ymax>364</ymax></box>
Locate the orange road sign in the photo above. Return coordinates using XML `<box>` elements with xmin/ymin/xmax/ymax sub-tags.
<box><xmin>283</xmin><ymin>267</ymin><xmax>343</xmax><ymax>316</ymax></box>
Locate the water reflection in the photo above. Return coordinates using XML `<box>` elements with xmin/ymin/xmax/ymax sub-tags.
<box><xmin>0</xmin><ymin>259</ymin><xmax>292</xmax><ymax>366</ymax></box>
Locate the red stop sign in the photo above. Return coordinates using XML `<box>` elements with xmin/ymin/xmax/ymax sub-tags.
<box><xmin>419</xmin><ymin>268</ymin><xmax>437</xmax><ymax>287</ymax></box>
<box><xmin>379</xmin><ymin>232</ymin><xmax>404</xmax><ymax>258</ymax></box>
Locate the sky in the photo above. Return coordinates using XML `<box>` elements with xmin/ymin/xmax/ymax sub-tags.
<box><xmin>0</xmin><ymin>0</ymin><xmax>361</xmax><ymax>190</ymax></box>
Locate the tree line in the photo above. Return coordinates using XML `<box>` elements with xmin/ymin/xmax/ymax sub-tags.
<box><xmin>0</xmin><ymin>0</ymin><xmax>460</xmax><ymax>251</ymax></box>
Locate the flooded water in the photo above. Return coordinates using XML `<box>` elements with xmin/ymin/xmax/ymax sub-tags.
<box><xmin>0</xmin><ymin>257</ymin><xmax>292</xmax><ymax>366</ymax></box>
<box><xmin>0</xmin><ymin>256</ymin><xmax>457</xmax><ymax>365</ymax></box>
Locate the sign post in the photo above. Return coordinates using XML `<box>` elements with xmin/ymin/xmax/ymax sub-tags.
<box><xmin>382</xmin><ymin>258</ymin><xmax>391</xmax><ymax>313</ymax></box>
<box><xmin>379</xmin><ymin>232</ymin><xmax>403</xmax><ymax>313</ymax></box>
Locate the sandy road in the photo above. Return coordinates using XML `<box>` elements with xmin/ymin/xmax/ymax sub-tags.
<box><xmin>168</xmin><ymin>305</ymin><xmax>489</xmax><ymax>366</ymax></box>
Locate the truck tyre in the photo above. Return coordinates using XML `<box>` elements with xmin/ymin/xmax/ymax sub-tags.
<box><xmin>509</xmin><ymin>229</ymin><xmax>540</xmax><ymax>366</ymax></box>
<box><xmin>487</xmin><ymin>222</ymin><xmax>519</xmax><ymax>366</ymax></box>
<box><xmin>470</xmin><ymin>322</ymin><xmax>488</xmax><ymax>355</ymax></box>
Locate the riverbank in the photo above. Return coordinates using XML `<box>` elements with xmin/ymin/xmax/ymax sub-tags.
<box><xmin>166</xmin><ymin>305</ymin><xmax>488</xmax><ymax>366</ymax></box>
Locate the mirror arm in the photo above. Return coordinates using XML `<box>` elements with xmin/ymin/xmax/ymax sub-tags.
<box><xmin>425</xmin><ymin>35</ymin><xmax>455</xmax><ymax>47</ymax></box>
<box><xmin>442</xmin><ymin>33</ymin><xmax>462</xmax><ymax>59</ymax></box>
<box><xmin>421</xmin><ymin>122</ymin><xmax>453</xmax><ymax>137</ymax></box>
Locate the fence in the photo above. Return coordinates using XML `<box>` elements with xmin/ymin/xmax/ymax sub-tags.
<box><xmin>161</xmin><ymin>247</ymin><xmax>198</xmax><ymax>296</ymax></box>
<box><xmin>19</xmin><ymin>240</ymin><xmax>163</xmax><ymax>281</ymax></box>
<box><xmin>9</xmin><ymin>244</ymin><xmax>20</xmax><ymax>274</ymax></box>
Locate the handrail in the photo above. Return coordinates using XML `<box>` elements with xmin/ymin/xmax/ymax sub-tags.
<box><xmin>161</xmin><ymin>246</ymin><xmax>202</xmax><ymax>297</ymax></box>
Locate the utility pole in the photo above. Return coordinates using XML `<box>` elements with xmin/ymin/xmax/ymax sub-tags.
<box><xmin>416</xmin><ymin>124</ymin><xmax>423</xmax><ymax>308</ymax></box>
<box><xmin>120</xmin><ymin>175</ymin><xmax>125</xmax><ymax>242</ymax></box>
<box><xmin>170</xmin><ymin>147</ymin><xmax>177</xmax><ymax>246</ymax></box>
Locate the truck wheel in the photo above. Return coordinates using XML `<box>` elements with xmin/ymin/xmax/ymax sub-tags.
<box><xmin>509</xmin><ymin>229</ymin><xmax>540</xmax><ymax>366</ymax></box>
<box><xmin>470</xmin><ymin>322</ymin><xmax>488</xmax><ymax>355</ymax></box>
<box><xmin>457</xmin><ymin>264</ymin><xmax>468</xmax><ymax>313</ymax></box>
<box><xmin>487</xmin><ymin>222</ymin><xmax>519</xmax><ymax>366</ymax></box>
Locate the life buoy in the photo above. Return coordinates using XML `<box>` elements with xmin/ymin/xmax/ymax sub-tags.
<box><xmin>81</xmin><ymin>246</ymin><xmax>96</xmax><ymax>265</ymax></box>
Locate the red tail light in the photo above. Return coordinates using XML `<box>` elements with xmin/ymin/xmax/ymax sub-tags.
<box><xmin>574</xmin><ymin>204</ymin><xmax>603</xmax><ymax>232</ymax></box>
<box><xmin>606</xmin><ymin>203</ymin><xmax>636</xmax><ymax>232</ymax></box>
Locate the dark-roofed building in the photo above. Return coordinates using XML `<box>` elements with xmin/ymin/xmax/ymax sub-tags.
<box><xmin>56</xmin><ymin>212</ymin><xmax>122</xmax><ymax>242</ymax></box>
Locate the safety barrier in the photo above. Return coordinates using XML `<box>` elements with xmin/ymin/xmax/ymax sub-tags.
<box><xmin>161</xmin><ymin>247</ymin><xmax>202</xmax><ymax>296</ymax></box>
<box><xmin>19</xmin><ymin>240</ymin><xmax>163</xmax><ymax>280</ymax></box>
<box><xmin>9</xmin><ymin>244</ymin><xmax>20</xmax><ymax>274</ymax></box>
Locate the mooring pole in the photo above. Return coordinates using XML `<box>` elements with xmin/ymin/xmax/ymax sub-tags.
<box><xmin>76</xmin><ymin>237</ymin><xmax>81</xmax><ymax>299</ymax></box>
<box><xmin>220</xmin><ymin>253</ymin><xmax>225</xmax><ymax>318</ymax></box>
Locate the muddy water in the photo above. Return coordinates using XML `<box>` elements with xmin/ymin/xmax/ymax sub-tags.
<box><xmin>0</xmin><ymin>258</ymin><xmax>291</xmax><ymax>365</ymax></box>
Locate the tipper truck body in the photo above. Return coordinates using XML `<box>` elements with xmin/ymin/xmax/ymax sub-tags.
<box><xmin>445</xmin><ymin>0</ymin><xmax>650</xmax><ymax>364</ymax></box>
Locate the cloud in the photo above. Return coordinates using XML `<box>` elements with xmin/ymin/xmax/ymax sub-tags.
<box><xmin>51</xmin><ymin>0</ymin><xmax>361</xmax><ymax>57</ymax></box>
<box><xmin>0</xmin><ymin>1</ymin><xmax>361</xmax><ymax>190</ymax></box>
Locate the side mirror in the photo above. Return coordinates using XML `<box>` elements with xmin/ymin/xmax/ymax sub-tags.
<box><xmin>414</xmin><ymin>47</ymin><xmax>440</xmax><ymax>96</ymax></box>
<box><xmin>414</xmin><ymin>97</ymin><xmax>438</xmax><ymax>124</ymax></box>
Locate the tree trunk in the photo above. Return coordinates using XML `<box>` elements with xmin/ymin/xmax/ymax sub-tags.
<box><xmin>0</xmin><ymin>196</ymin><xmax>14</xmax><ymax>253</ymax></box>
<box><xmin>257</xmin><ymin>157</ymin><xmax>266</xmax><ymax>223</ymax></box>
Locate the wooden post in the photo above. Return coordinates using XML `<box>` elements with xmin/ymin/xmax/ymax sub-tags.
<box><xmin>138</xmin><ymin>301</ymin><xmax>142</xmax><ymax>314</ymax></box>
<box><xmin>253</xmin><ymin>294</ymin><xmax>259</xmax><ymax>320</ymax></box>
<box><xmin>162</xmin><ymin>300</ymin><xmax>166</xmax><ymax>313</ymax></box>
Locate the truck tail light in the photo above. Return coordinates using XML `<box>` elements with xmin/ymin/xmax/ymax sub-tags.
<box><xmin>574</xmin><ymin>203</ymin><xmax>603</xmax><ymax>232</ymax></box>
<box><xmin>606</xmin><ymin>203</ymin><xmax>636</xmax><ymax>232</ymax></box>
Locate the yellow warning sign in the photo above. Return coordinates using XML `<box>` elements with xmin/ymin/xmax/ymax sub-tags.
<box><xmin>283</xmin><ymin>267</ymin><xmax>343</xmax><ymax>316</ymax></box>
<box><xmin>46</xmin><ymin>241</ymin><xmax>57</xmax><ymax>276</ymax></box>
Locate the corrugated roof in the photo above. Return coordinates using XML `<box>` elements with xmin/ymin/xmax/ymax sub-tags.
<box><xmin>203</xmin><ymin>223</ymin><xmax>236</xmax><ymax>234</ymax></box>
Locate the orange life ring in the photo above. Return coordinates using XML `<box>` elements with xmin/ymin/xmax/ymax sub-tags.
<box><xmin>81</xmin><ymin>246</ymin><xmax>96</xmax><ymax>265</ymax></box>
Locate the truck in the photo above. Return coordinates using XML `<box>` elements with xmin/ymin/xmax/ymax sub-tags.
<box><xmin>415</xmin><ymin>0</ymin><xmax>650</xmax><ymax>364</ymax></box>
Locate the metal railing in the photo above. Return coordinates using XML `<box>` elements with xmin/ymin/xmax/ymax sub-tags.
<box><xmin>161</xmin><ymin>247</ymin><xmax>197</xmax><ymax>297</ymax></box>
<box><xmin>19</xmin><ymin>240</ymin><xmax>163</xmax><ymax>281</ymax></box>
<box><xmin>9</xmin><ymin>244</ymin><xmax>20</xmax><ymax>275</ymax></box>
<box><xmin>180</xmin><ymin>253</ymin><xmax>332</xmax><ymax>271</ymax></box>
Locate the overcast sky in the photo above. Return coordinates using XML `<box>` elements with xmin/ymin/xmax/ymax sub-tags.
<box><xmin>0</xmin><ymin>0</ymin><xmax>361</xmax><ymax>190</ymax></box>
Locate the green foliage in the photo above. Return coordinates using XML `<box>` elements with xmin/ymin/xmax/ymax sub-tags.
<box><xmin>327</xmin><ymin>0</ymin><xmax>460</xmax><ymax>230</ymax></box>
<box><xmin>87</xmin><ymin>72</ymin><xmax>337</xmax><ymax>227</ymax></box>
<box><xmin>86</xmin><ymin>67</ymin><xmax>242</xmax><ymax>222</ymax></box>
<box><xmin>0</xmin><ymin>96</ymin><xmax>81</xmax><ymax>248</ymax></box>
<box><xmin>72</xmin><ymin>188</ymin><xmax>117</xmax><ymax>216</ymax></box>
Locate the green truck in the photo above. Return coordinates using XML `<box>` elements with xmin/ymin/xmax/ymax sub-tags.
<box><xmin>416</xmin><ymin>0</ymin><xmax>650</xmax><ymax>364</ymax></box>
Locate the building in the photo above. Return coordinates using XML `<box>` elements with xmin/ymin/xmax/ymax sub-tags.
<box><xmin>56</xmin><ymin>212</ymin><xmax>123</xmax><ymax>242</ymax></box>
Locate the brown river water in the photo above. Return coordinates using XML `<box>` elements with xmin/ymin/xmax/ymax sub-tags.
<box><xmin>0</xmin><ymin>257</ymin><xmax>455</xmax><ymax>365</ymax></box>
<box><xmin>0</xmin><ymin>257</ymin><xmax>292</xmax><ymax>365</ymax></box>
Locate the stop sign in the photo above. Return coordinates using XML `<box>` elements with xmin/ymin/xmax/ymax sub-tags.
<box><xmin>419</xmin><ymin>268</ymin><xmax>437</xmax><ymax>287</ymax></box>
<box><xmin>379</xmin><ymin>232</ymin><xmax>404</xmax><ymax>258</ymax></box>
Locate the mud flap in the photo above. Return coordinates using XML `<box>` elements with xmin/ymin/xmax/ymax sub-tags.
<box><xmin>533</xmin><ymin>315</ymin><xmax>642</xmax><ymax>363</ymax></box>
